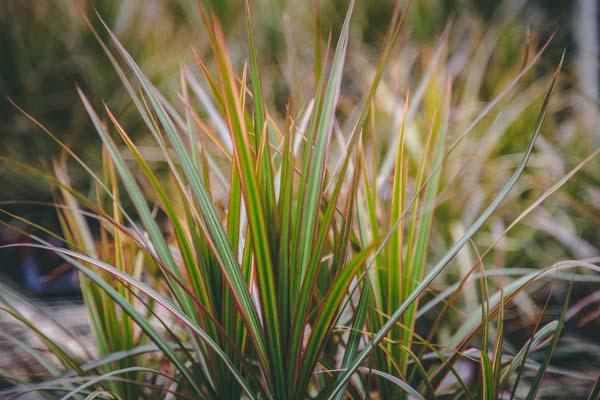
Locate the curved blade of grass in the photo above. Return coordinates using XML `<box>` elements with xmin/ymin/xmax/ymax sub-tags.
<box><xmin>58</xmin><ymin>367</ymin><xmax>169</xmax><ymax>400</ymax></box>
<box><xmin>524</xmin><ymin>278</ymin><xmax>573</xmax><ymax>400</ymax></box>
<box><xmin>0</xmin><ymin>159</ymin><xmax>144</xmax><ymax>250</ymax></box>
<box><xmin>78</xmin><ymin>343</ymin><xmax>185</xmax><ymax>373</ymax></box>
<box><xmin>448</xmin><ymin>260</ymin><xmax>600</xmax><ymax>351</ymax></box>
<box><xmin>104</xmin><ymin>105</ymin><xmax>216</xmax><ymax>320</ymax></box>
<box><xmin>325</xmin><ymin>52</ymin><xmax>563</xmax><ymax>400</ymax></box>
<box><xmin>588</xmin><ymin>373</ymin><xmax>600</xmax><ymax>400</ymax></box>
<box><xmin>9</xmin><ymin>243</ymin><xmax>207</xmax><ymax>398</ymax></box>
<box><xmin>0</xmin><ymin>330</ymin><xmax>61</xmax><ymax>377</ymax></box>
<box><xmin>78</xmin><ymin>89</ymin><xmax>199</xmax><ymax>316</ymax></box>
<box><xmin>499</xmin><ymin>320</ymin><xmax>558</xmax><ymax>386</ymax></box>
<box><xmin>0</xmin><ymin>306</ymin><xmax>82</xmax><ymax>376</ymax></box>
<box><xmin>0</xmin><ymin>271</ymin><xmax>92</xmax><ymax>360</ymax></box>
<box><xmin>3</xmin><ymin>243</ymin><xmax>256</xmax><ymax>399</ymax></box>
<box><xmin>357</xmin><ymin>368</ymin><xmax>424</xmax><ymax>400</ymax></box>
<box><xmin>83</xmin><ymin>390</ymin><xmax>119</xmax><ymax>400</ymax></box>
<box><xmin>80</xmin><ymin>12</ymin><xmax>274</xmax><ymax>388</ymax></box>
<box><xmin>379</xmin><ymin>33</ymin><xmax>556</xmax><ymax>206</ymax></box>
<box><xmin>6</xmin><ymin>99</ymin><xmax>142</xmax><ymax>242</ymax></box>
<box><xmin>78</xmin><ymin>9</ymin><xmax>269</xmax><ymax>378</ymax></box>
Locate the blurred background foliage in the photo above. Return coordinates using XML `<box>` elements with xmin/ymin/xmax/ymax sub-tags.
<box><xmin>0</xmin><ymin>0</ymin><xmax>577</xmax><ymax>200</ymax></box>
<box><xmin>2</xmin><ymin>0</ymin><xmax>592</xmax><ymax>254</ymax></box>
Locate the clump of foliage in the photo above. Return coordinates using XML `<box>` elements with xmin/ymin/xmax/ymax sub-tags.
<box><xmin>2</xmin><ymin>1</ymin><xmax>600</xmax><ymax>399</ymax></box>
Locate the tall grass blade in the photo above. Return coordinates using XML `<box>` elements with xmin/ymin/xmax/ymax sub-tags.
<box><xmin>326</xmin><ymin>53</ymin><xmax>563</xmax><ymax>400</ymax></box>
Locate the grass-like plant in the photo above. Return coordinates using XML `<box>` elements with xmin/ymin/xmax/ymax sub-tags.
<box><xmin>2</xmin><ymin>1</ymin><xmax>600</xmax><ymax>399</ymax></box>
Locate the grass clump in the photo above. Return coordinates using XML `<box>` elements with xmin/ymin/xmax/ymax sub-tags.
<box><xmin>1</xmin><ymin>1</ymin><xmax>600</xmax><ymax>399</ymax></box>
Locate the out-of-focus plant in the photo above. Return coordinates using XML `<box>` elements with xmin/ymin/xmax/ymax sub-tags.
<box><xmin>0</xmin><ymin>0</ymin><xmax>200</xmax><ymax>200</ymax></box>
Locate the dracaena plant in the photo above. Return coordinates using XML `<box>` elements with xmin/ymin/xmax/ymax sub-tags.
<box><xmin>2</xmin><ymin>1</ymin><xmax>600</xmax><ymax>399</ymax></box>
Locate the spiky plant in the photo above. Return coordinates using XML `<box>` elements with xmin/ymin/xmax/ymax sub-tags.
<box><xmin>2</xmin><ymin>1</ymin><xmax>600</xmax><ymax>399</ymax></box>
